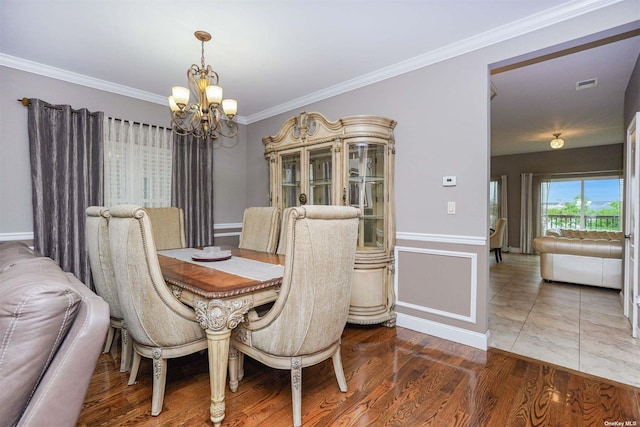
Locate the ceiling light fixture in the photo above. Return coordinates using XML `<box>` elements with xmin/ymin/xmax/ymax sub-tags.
<box><xmin>550</xmin><ymin>133</ymin><xmax>564</xmax><ymax>149</ymax></box>
<box><xmin>168</xmin><ymin>31</ymin><xmax>238</xmax><ymax>140</ymax></box>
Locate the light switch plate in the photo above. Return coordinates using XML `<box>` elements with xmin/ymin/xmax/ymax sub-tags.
<box><xmin>447</xmin><ymin>201</ymin><xmax>456</xmax><ymax>214</ymax></box>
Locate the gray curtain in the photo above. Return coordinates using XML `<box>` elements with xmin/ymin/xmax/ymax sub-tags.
<box><xmin>27</xmin><ymin>99</ymin><xmax>104</xmax><ymax>287</ymax></box>
<box><xmin>171</xmin><ymin>134</ymin><xmax>214</xmax><ymax>247</ymax></box>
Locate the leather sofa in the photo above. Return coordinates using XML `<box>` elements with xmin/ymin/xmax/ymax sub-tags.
<box><xmin>0</xmin><ymin>241</ymin><xmax>109</xmax><ymax>426</ymax></box>
<box><xmin>532</xmin><ymin>229</ymin><xmax>623</xmax><ymax>289</ymax></box>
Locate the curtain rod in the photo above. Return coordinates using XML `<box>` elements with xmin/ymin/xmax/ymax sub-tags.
<box><xmin>108</xmin><ymin>116</ymin><xmax>172</xmax><ymax>132</ymax></box>
<box><xmin>18</xmin><ymin>97</ymin><xmax>100</xmax><ymax>117</ymax></box>
<box><xmin>18</xmin><ymin>97</ymin><xmax>62</xmax><ymax>110</ymax></box>
<box><xmin>20</xmin><ymin>99</ymin><xmax>172</xmax><ymax>131</ymax></box>
<box><xmin>533</xmin><ymin>169</ymin><xmax>622</xmax><ymax>177</ymax></box>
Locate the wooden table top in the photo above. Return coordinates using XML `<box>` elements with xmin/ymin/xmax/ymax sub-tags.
<box><xmin>158</xmin><ymin>247</ymin><xmax>285</xmax><ymax>299</ymax></box>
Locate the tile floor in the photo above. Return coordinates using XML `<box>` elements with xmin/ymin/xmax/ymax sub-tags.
<box><xmin>489</xmin><ymin>252</ymin><xmax>640</xmax><ymax>388</ymax></box>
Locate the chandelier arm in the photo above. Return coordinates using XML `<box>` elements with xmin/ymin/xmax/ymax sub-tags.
<box><xmin>212</xmin><ymin>120</ymin><xmax>238</xmax><ymax>139</ymax></box>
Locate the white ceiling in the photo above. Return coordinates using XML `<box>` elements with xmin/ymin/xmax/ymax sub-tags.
<box><xmin>1</xmin><ymin>1</ymin><xmax>639</xmax><ymax>156</ymax></box>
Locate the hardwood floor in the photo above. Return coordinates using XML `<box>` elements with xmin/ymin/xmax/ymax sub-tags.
<box><xmin>78</xmin><ymin>323</ymin><xmax>640</xmax><ymax>426</ymax></box>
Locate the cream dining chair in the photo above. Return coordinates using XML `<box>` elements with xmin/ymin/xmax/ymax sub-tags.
<box><xmin>85</xmin><ymin>206</ymin><xmax>133</xmax><ymax>372</ymax></box>
<box><xmin>276</xmin><ymin>206</ymin><xmax>294</xmax><ymax>255</ymax></box>
<box><xmin>144</xmin><ymin>207</ymin><xmax>187</xmax><ymax>250</ymax></box>
<box><xmin>238</xmin><ymin>206</ymin><xmax>280</xmax><ymax>253</ymax></box>
<box><xmin>107</xmin><ymin>205</ymin><xmax>208</xmax><ymax>416</ymax></box>
<box><xmin>228</xmin><ymin>206</ymin><xmax>360</xmax><ymax>427</ymax></box>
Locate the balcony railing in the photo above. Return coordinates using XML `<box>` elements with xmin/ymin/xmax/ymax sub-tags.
<box><xmin>544</xmin><ymin>214</ymin><xmax>620</xmax><ymax>231</ymax></box>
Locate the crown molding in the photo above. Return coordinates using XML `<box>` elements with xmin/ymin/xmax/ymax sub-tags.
<box><xmin>245</xmin><ymin>0</ymin><xmax>625</xmax><ymax>123</ymax></box>
<box><xmin>0</xmin><ymin>53</ymin><xmax>168</xmax><ymax>105</ymax></box>
<box><xmin>1</xmin><ymin>0</ymin><xmax>623</xmax><ymax>126</ymax></box>
<box><xmin>0</xmin><ymin>53</ymin><xmax>250</xmax><ymax>125</ymax></box>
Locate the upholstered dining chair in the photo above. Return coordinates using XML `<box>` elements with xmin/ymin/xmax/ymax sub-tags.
<box><xmin>276</xmin><ymin>206</ymin><xmax>294</xmax><ymax>255</ymax></box>
<box><xmin>490</xmin><ymin>217</ymin><xmax>507</xmax><ymax>263</ymax></box>
<box><xmin>144</xmin><ymin>207</ymin><xmax>187</xmax><ymax>250</ymax></box>
<box><xmin>238</xmin><ymin>206</ymin><xmax>280</xmax><ymax>253</ymax></box>
<box><xmin>107</xmin><ymin>205</ymin><xmax>208</xmax><ymax>416</ymax></box>
<box><xmin>85</xmin><ymin>206</ymin><xmax>133</xmax><ymax>372</ymax></box>
<box><xmin>228</xmin><ymin>205</ymin><xmax>360</xmax><ymax>427</ymax></box>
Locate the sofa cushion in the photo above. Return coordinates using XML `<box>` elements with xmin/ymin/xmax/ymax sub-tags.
<box><xmin>0</xmin><ymin>241</ymin><xmax>42</xmax><ymax>272</ymax></box>
<box><xmin>0</xmin><ymin>257</ymin><xmax>82</xmax><ymax>426</ymax></box>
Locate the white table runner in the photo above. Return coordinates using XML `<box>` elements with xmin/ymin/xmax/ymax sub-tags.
<box><xmin>158</xmin><ymin>248</ymin><xmax>284</xmax><ymax>282</ymax></box>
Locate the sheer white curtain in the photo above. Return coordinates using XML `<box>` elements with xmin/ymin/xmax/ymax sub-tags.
<box><xmin>520</xmin><ymin>173</ymin><xmax>534</xmax><ymax>254</ymax></box>
<box><xmin>104</xmin><ymin>118</ymin><xmax>173</xmax><ymax>207</ymax></box>
<box><xmin>500</xmin><ymin>174</ymin><xmax>508</xmax><ymax>251</ymax></box>
<box><xmin>539</xmin><ymin>178</ymin><xmax>551</xmax><ymax>235</ymax></box>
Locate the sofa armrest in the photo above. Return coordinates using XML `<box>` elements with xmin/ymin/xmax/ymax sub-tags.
<box><xmin>18</xmin><ymin>271</ymin><xmax>109</xmax><ymax>426</ymax></box>
<box><xmin>0</xmin><ymin>256</ymin><xmax>109</xmax><ymax>427</ymax></box>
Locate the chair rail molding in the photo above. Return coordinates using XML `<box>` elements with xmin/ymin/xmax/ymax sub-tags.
<box><xmin>396</xmin><ymin>231</ymin><xmax>486</xmax><ymax>246</ymax></box>
<box><xmin>213</xmin><ymin>222</ymin><xmax>242</xmax><ymax>238</ymax></box>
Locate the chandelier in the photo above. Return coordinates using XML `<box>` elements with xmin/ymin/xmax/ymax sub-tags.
<box><xmin>168</xmin><ymin>31</ymin><xmax>238</xmax><ymax>140</ymax></box>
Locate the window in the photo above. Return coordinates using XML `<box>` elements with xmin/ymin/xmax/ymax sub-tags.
<box><xmin>104</xmin><ymin>118</ymin><xmax>173</xmax><ymax>207</ymax></box>
<box><xmin>540</xmin><ymin>176</ymin><xmax>623</xmax><ymax>232</ymax></box>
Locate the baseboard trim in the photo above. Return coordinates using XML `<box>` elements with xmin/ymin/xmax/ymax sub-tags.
<box><xmin>396</xmin><ymin>312</ymin><xmax>488</xmax><ymax>351</ymax></box>
<box><xmin>0</xmin><ymin>232</ymin><xmax>34</xmax><ymax>242</ymax></box>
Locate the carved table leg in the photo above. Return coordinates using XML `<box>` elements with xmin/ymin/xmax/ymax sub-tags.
<box><xmin>205</xmin><ymin>327</ymin><xmax>232</xmax><ymax>426</ymax></box>
<box><xmin>194</xmin><ymin>299</ymin><xmax>252</xmax><ymax>427</ymax></box>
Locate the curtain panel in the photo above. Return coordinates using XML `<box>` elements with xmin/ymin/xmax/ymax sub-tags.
<box><xmin>27</xmin><ymin>99</ymin><xmax>104</xmax><ymax>287</ymax></box>
<box><xmin>171</xmin><ymin>134</ymin><xmax>215</xmax><ymax>247</ymax></box>
<box><xmin>500</xmin><ymin>174</ymin><xmax>509</xmax><ymax>251</ymax></box>
<box><xmin>104</xmin><ymin>118</ymin><xmax>173</xmax><ymax>207</ymax></box>
<box><xmin>519</xmin><ymin>172</ymin><xmax>534</xmax><ymax>254</ymax></box>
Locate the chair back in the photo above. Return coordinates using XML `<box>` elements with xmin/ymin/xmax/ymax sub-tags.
<box><xmin>490</xmin><ymin>218</ymin><xmax>507</xmax><ymax>249</ymax></box>
<box><xmin>144</xmin><ymin>207</ymin><xmax>186</xmax><ymax>250</ymax></box>
<box><xmin>108</xmin><ymin>205</ymin><xmax>203</xmax><ymax>347</ymax></box>
<box><xmin>248</xmin><ymin>206</ymin><xmax>359</xmax><ymax>356</ymax></box>
<box><xmin>276</xmin><ymin>207</ymin><xmax>294</xmax><ymax>255</ymax></box>
<box><xmin>86</xmin><ymin>206</ymin><xmax>123</xmax><ymax>319</ymax></box>
<box><xmin>239</xmin><ymin>207</ymin><xmax>280</xmax><ymax>253</ymax></box>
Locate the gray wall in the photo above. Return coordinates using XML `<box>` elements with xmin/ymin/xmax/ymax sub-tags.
<box><xmin>1</xmin><ymin>1</ymin><xmax>637</xmax><ymax>349</ymax></box>
<box><xmin>246</xmin><ymin>3</ymin><xmax>638</xmax><ymax>346</ymax></box>
<box><xmin>0</xmin><ymin>67</ymin><xmax>249</xmax><ymax>238</ymax></box>
<box><xmin>624</xmin><ymin>51</ymin><xmax>640</xmax><ymax>128</ymax></box>
<box><xmin>491</xmin><ymin>144</ymin><xmax>624</xmax><ymax>249</ymax></box>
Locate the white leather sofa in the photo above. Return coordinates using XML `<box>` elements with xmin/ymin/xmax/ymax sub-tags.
<box><xmin>532</xmin><ymin>229</ymin><xmax>623</xmax><ymax>289</ymax></box>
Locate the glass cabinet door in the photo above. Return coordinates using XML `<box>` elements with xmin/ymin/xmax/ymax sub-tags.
<box><xmin>280</xmin><ymin>151</ymin><xmax>301</xmax><ymax>209</ymax></box>
<box><xmin>347</xmin><ymin>143</ymin><xmax>386</xmax><ymax>250</ymax></box>
<box><xmin>308</xmin><ymin>146</ymin><xmax>333</xmax><ymax>206</ymax></box>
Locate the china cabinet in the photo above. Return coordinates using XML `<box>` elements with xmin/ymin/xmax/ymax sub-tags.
<box><xmin>263</xmin><ymin>111</ymin><xmax>397</xmax><ymax>326</ymax></box>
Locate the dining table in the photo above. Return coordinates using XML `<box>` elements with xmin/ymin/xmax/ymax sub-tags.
<box><xmin>157</xmin><ymin>246</ymin><xmax>285</xmax><ymax>427</ymax></box>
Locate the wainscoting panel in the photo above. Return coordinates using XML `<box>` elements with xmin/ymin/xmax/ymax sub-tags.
<box><xmin>395</xmin><ymin>245</ymin><xmax>478</xmax><ymax>324</ymax></box>
<box><xmin>394</xmin><ymin>232</ymin><xmax>488</xmax><ymax>350</ymax></box>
